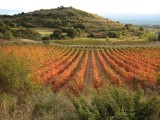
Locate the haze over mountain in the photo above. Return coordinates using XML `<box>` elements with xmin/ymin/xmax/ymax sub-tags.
<box><xmin>106</xmin><ymin>14</ymin><xmax>160</xmax><ymax>25</ymax></box>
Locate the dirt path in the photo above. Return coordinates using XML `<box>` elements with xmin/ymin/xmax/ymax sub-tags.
<box><xmin>21</xmin><ymin>39</ymin><xmax>42</xmax><ymax>43</ymax></box>
<box><xmin>94</xmin><ymin>50</ymin><xmax>108</xmax><ymax>82</ymax></box>
<box><xmin>83</xmin><ymin>50</ymin><xmax>93</xmax><ymax>94</ymax></box>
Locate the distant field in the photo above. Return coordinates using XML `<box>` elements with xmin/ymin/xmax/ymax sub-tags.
<box><xmin>50</xmin><ymin>38</ymin><xmax>148</xmax><ymax>46</ymax></box>
<box><xmin>32</xmin><ymin>28</ymin><xmax>53</xmax><ymax>36</ymax></box>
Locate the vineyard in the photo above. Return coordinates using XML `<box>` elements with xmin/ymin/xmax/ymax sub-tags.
<box><xmin>1</xmin><ymin>45</ymin><xmax>160</xmax><ymax>94</ymax></box>
<box><xmin>51</xmin><ymin>39</ymin><xmax>148</xmax><ymax>46</ymax></box>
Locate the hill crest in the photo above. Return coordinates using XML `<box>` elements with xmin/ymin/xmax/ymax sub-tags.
<box><xmin>0</xmin><ymin>6</ymin><xmax>124</xmax><ymax>37</ymax></box>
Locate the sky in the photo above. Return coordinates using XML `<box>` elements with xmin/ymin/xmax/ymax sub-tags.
<box><xmin>0</xmin><ymin>0</ymin><xmax>160</xmax><ymax>24</ymax></box>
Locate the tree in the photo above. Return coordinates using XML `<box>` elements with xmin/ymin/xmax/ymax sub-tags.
<box><xmin>66</xmin><ymin>28</ymin><xmax>77</xmax><ymax>38</ymax></box>
<box><xmin>52</xmin><ymin>29</ymin><xmax>63</xmax><ymax>39</ymax></box>
<box><xmin>125</xmin><ymin>24</ymin><xmax>134</xmax><ymax>30</ymax></box>
<box><xmin>107</xmin><ymin>31</ymin><xmax>122</xmax><ymax>38</ymax></box>
<box><xmin>139</xmin><ymin>26</ymin><xmax>144</xmax><ymax>31</ymax></box>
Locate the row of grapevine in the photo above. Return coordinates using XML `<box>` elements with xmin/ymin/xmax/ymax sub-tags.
<box><xmin>53</xmin><ymin>50</ymin><xmax>84</xmax><ymax>92</ymax></box>
<box><xmin>1</xmin><ymin>45</ymin><xmax>159</xmax><ymax>93</ymax></box>
<box><xmin>68</xmin><ymin>50</ymin><xmax>89</xmax><ymax>94</ymax></box>
<box><xmin>92</xmin><ymin>50</ymin><xmax>103</xmax><ymax>89</ymax></box>
<box><xmin>97</xmin><ymin>50</ymin><xmax>122</xmax><ymax>86</ymax></box>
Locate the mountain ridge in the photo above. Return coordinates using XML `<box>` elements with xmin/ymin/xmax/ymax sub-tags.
<box><xmin>0</xmin><ymin>6</ymin><xmax>123</xmax><ymax>36</ymax></box>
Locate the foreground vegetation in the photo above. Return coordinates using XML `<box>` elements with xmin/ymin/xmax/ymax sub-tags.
<box><xmin>0</xmin><ymin>44</ymin><xmax>160</xmax><ymax>120</ymax></box>
<box><xmin>0</xmin><ymin>53</ymin><xmax>159</xmax><ymax>120</ymax></box>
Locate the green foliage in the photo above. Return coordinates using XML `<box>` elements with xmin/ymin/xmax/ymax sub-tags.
<box><xmin>12</xmin><ymin>28</ymin><xmax>41</xmax><ymax>40</ymax></box>
<box><xmin>10</xmin><ymin>23</ymin><xmax>17</xmax><ymax>28</ymax></box>
<box><xmin>0</xmin><ymin>52</ymin><xmax>37</xmax><ymax>95</ymax></box>
<box><xmin>3</xmin><ymin>30</ymin><xmax>13</xmax><ymax>40</ymax></box>
<box><xmin>73</xmin><ymin>23</ymin><xmax>86</xmax><ymax>30</ymax></box>
<box><xmin>0</xmin><ymin>26</ymin><xmax>41</xmax><ymax>40</ymax></box>
<box><xmin>0</xmin><ymin>88</ymin><xmax>78</xmax><ymax>120</ymax></box>
<box><xmin>122</xmin><ymin>30</ymin><xmax>128</xmax><ymax>36</ymax></box>
<box><xmin>30</xmin><ymin>87</ymin><xmax>77</xmax><ymax>120</ymax></box>
<box><xmin>0</xmin><ymin>7</ymin><xmax>124</xmax><ymax>37</ymax></box>
<box><xmin>41</xmin><ymin>36</ymin><xmax>50</xmax><ymax>43</ymax></box>
<box><xmin>41</xmin><ymin>35</ymin><xmax>50</xmax><ymax>40</ymax></box>
<box><xmin>65</xmin><ymin>28</ymin><xmax>78</xmax><ymax>38</ymax></box>
<box><xmin>51</xmin><ymin>28</ymin><xmax>80</xmax><ymax>39</ymax></box>
<box><xmin>72</xmin><ymin>86</ymin><xmax>160</xmax><ymax>120</ymax></box>
<box><xmin>107</xmin><ymin>31</ymin><xmax>122</xmax><ymax>38</ymax></box>
<box><xmin>147</xmin><ymin>33</ymin><xmax>157</xmax><ymax>41</ymax></box>
<box><xmin>52</xmin><ymin>29</ymin><xmax>62</xmax><ymax>38</ymax></box>
<box><xmin>51</xmin><ymin>29</ymin><xmax>64</xmax><ymax>39</ymax></box>
<box><xmin>139</xmin><ymin>26</ymin><xmax>144</xmax><ymax>31</ymax></box>
<box><xmin>106</xmin><ymin>36</ymin><xmax>109</xmax><ymax>42</ymax></box>
<box><xmin>0</xmin><ymin>22</ymin><xmax>6</xmax><ymax>27</ymax></box>
<box><xmin>125</xmin><ymin>24</ymin><xmax>134</xmax><ymax>30</ymax></box>
<box><xmin>0</xmin><ymin>25</ymin><xmax>14</xmax><ymax>40</ymax></box>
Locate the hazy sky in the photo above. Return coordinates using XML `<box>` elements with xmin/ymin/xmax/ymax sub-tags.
<box><xmin>0</xmin><ymin>0</ymin><xmax>160</xmax><ymax>15</ymax></box>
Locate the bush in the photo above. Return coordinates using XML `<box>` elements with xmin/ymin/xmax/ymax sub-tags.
<box><xmin>41</xmin><ymin>36</ymin><xmax>50</xmax><ymax>40</ymax></box>
<box><xmin>51</xmin><ymin>29</ymin><xmax>64</xmax><ymax>39</ymax></box>
<box><xmin>0</xmin><ymin>88</ymin><xmax>78</xmax><ymax>120</ymax></box>
<box><xmin>73</xmin><ymin>86</ymin><xmax>160</xmax><ymax>120</ymax></box>
<box><xmin>0</xmin><ymin>52</ymin><xmax>37</xmax><ymax>95</ymax></box>
<box><xmin>66</xmin><ymin>28</ymin><xmax>78</xmax><ymax>38</ymax></box>
<box><xmin>125</xmin><ymin>24</ymin><xmax>134</xmax><ymax>30</ymax></box>
<box><xmin>31</xmin><ymin>88</ymin><xmax>78</xmax><ymax>120</ymax></box>
<box><xmin>12</xmin><ymin>28</ymin><xmax>41</xmax><ymax>40</ymax></box>
<box><xmin>3</xmin><ymin>30</ymin><xmax>13</xmax><ymax>40</ymax></box>
<box><xmin>139</xmin><ymin>26</ymin><xmax>144</xmax><ymax>31</ymax></box>
<box><xmin>61</xmin><ymin>27</ymin><xmax>79</xmax><ymax>38</ymax></box>
<box><xmin>148</xmin><ymin>33</ymin><xmax>157</xmax><ymax>41</ymax></box>
<box><xmin>107</xmin><ymin>31</ymin><xmax>122</xmax><ymax>38</ymax></box>
<box><xmin>41</xmin><ymin>36</ymin><xmax>50</xmax><ymax>43</ymax></box>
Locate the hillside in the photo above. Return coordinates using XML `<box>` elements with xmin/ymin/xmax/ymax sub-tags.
<box><xmin>0</xmin><ymin>7</ymin><xmax>123</xmax><ymax>35</ymax></box>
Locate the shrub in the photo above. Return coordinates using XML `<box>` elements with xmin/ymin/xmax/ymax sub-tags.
<box><xmin>139</xmin><ymin>26</ymin><xmax>144</xmax><ymax>31</ymax></box>
<box><xmin>0</xmin><ymin>88</ymin><xmax>78</xmax><ymax>120</ymax></box>
<box><xmin>106</xmin><ymin>36</ymin><xmax>109</xmax><ymax>42</ymax></box>
<box><xmin>73</xmin><ymin>86</ymin><xmax>160</xmax><ymax>120</ymax></box>
<box><xmin>125</xmin><ymin>24</ymin><xmax>134</xmax><ymax>30</ymax></box>
<box><xmin>41</xmin><ymin>36</ymin><xmax>50</xmax><ymax>40</ymax></box>
<box><xmin>0</xmin><ymin>52</ymin><xmax>37</xmax><ymax>95</ymax></box>
<box><xmin>12</xmin><ymin>28</ymin><xmax>41</xmax><ymax>40</ymax></box>
<box><xmin>51</xmin><ymin>29</ymin><xmax>64</xmax><ymax>39</ymax></box>
<box><xmin>41</xmin><ymin>36</ymin><xmax>50</xmax><ymax>43</ymax></box>
<box><xmin>66</xmin><ymin>28</ymin><xmax>78</xmax><ymax>38</ymax></box>
<box><xmin>107</xmin><ymin>31</ymin><xmax>122</xmax><ymax>38</ymax></box>
<box><xmin>0</xmin><ymin>23</ymin><xmax>6</xmax><ymax>27</ymax></box>
<box><xmin>31</xmin><ymin>87</ymin><xmax>78</xmax><ymax>120</ymax></box>
<box><xmin>3</xmin><ymin>30</ymin><xmax>13</xmax><ymax>40</ymax></box>
<box><xmin>147</xmin><ymin>33</ymin><xmax>157</xmax><ymax>41</ymax></box>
